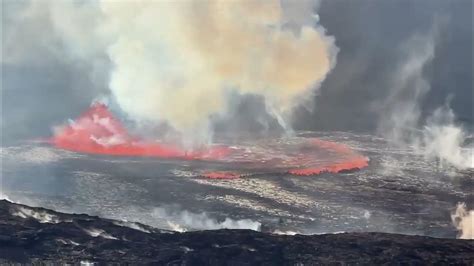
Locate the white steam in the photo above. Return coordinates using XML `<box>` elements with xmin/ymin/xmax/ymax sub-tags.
<box><xmin>451</xmin><ymin>203</ymin><xmax>474</xmax><ymax>239</ymax></box>
<box><xmin>101</xmin><ymin>0</ymin><xmax>336</xmax><ymax>145</ymax></box>
<box><xmin>378</xmin><ymin>29</ymin><xmax>473</xmax><ymax>170</ymax></box>
<box><xmin>82</xmin><ymin>227</ymin><xmax>118</xmax><ymax>240</ymax></box>
<box><xmin>420</xmin><ymin>105</ymin><xmax>473</xmax><ymax>169</ymax></box>
<box><xmin>378</xmin><ymin>32</ymin><xmax>435</xmax><ymax>144</ymax></box>
<box><xmin>11</xmin><ymin>206</ymin><xmax>61</xmax><ymax>224</ymax></box>
<box><xmin>4</xmin><ymin>0</ymin><xmax>336</xmax><ymax>147</ymax></box>
<box><xmin>153</xmin><ymin>207</ymin><xmax>261</xmax><ymax>232</ymax></box>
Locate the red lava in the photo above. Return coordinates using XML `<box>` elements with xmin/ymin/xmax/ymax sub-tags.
<box><xmin>51</xmin><ymin>103</ymin><xmax>230</xmax><ymax>160</ymax></box>
<box><xmin>51</xmin><ymin>103</ymin><xmax>369</xmax><ymax>179</ymax></box>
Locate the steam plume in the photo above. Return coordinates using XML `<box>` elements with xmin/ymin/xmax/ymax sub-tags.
<box><xmin>451</xmin><ymin>203</ymin><xmax>474</xmax><ymax>239</ymax></box>
<box><xmin>420</xmin><ymin>104</ymin><xmax>473</xmax><ymax>169</ymax></box>
<box><xmin>99</xmin><ymin>0</ymin><xmax>336</xmax><ymax>145</ymax></box>
<box><xmin>153</xmin><ymin>207</ymin><xmax>261</xmax><ymax>231</ymax></box>
<box><xmin>377</xmin><ymin>28</ymin><xmax>473</xmax><ymax>170</ymax></box>
<box><xmin>4</xmin><ymin>0</ymin><xmax>336</xmax><ymax>146</ymax></box>
<box><xmin>377</xmin><ymin>31</ymin><xmax>435</xmax><ymax>144</ymax></box>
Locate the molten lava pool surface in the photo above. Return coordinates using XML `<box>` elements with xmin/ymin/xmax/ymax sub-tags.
<box><xmin>50</xmin><ymin>103</ymin><xmax>368</xmax><ymax>178</ymax></box>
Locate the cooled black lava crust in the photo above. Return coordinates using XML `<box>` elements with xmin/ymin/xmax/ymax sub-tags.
<box><xmin>1</xmin><ymin>200</ymin><xmax>473</xmax><ymax>265</ymax></box>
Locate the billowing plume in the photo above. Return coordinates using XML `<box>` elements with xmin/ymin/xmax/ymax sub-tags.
<box><xmin>99</xmin><ymin>0</ymin><xmax>336</xmax><ymax>145</ymax></box>
<box><xmin>4</xmin><ymin>0</ymin><xmax>336</xmax><ymax>147</ymax></box>
<box><xmin>451</xmin><ymin>203</ymin><xmax>474</xmax><ymax>239</ymax></box>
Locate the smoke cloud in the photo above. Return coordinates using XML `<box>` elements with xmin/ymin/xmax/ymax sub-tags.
<box><xmin>451</xmin><ymin>203</ymin><xmax>473</xmax><ymax>239</ymax></box>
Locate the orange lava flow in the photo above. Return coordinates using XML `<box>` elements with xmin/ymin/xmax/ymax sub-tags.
<box><xmin>50</xmin><ymin>103</ymin><xmax>369</xmax><ymax>179</ymax></box>
<box><xmin>287</xmin><ymin>139</ymin><xmax>369</xmax><ymax>176</ymax></box>
<box><xmin>287</xmin><ymin>157</ymin><xmax>369</xmax><ymax>176</ymax></box>
<box><xmin>51</xmin><ymin>103</ymin><xmax>230</xmax><ymax>160</ymax></box>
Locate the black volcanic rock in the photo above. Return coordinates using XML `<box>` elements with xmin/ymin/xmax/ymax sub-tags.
<box><xmin>0</xmin><ymin>200</ymin><xmax>472</xmax><ymax>265</ymax></box>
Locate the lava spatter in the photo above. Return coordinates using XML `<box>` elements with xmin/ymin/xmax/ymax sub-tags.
<box><xmin>51</xmin><ymin>104</ymin><xmax>368</xmax><ymax>178</ymax></box>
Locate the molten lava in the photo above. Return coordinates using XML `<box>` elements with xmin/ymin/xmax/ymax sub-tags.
<box><xmin>51</xmin><ymin>103</ymin><xmax>369</xmax><ymax>178</ymax></box>
<box><xmin>52</xmin><ymin>103</ymin><xmax>230</xmax><ymax>160</ymax></box>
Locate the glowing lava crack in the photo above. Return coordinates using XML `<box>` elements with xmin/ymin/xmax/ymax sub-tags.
<box><xmin>50</xmin><ymin>103</ymin><xmax>368</xmax><ymax>178</ymax></box>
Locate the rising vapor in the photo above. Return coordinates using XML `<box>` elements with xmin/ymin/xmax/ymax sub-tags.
<box><xmin>4</xmin><ymin>0</ymin><xmax>336</xmax><ymax>147</ymax></box>
<box><xmin>420</xmin><ymin>104</ymin><xmax>473</xmax><ymax>169</ymax></box>
<box><xmin>377</xmin><ymin>31</ymin><xmax>435</xmax><ymax>145</ymax></box>
<box><xmin>451</xmin><ymin>203</ymin><xmax>474</xmax><ymax>239</ymax></box>
<box><xmin>377</xmin><ymin>28</ymin><xmax>473</xmax><ymax>170</ymax></box>
<box><xmin>153</xmin><ymin>206</ymin><xmax>261</xmax><ymax>232</ymax></box>
<box><xmin>100</xmin><ymin>0</ymin><xmax>337</xmax><ymax>146</ymax></box>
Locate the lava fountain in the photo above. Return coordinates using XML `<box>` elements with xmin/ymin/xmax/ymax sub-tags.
<box><xmin>51</xmin><ymin>103</ymin><xmax>369</xmax><ymax>178</ymax></box>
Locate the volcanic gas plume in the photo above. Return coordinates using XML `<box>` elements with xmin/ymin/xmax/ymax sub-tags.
<box><xmin>101</xmin><ymin>0</ymin><xmax>337</xmax><ymax>145</ymax></box>
<box><xmin>40</xmin><ymin>1</ymin><xmax>366</xmax><ymax>178</ymax></box>
<box><xmin>11</xmin><ymin>0</ymin><xmax>337</xmax><ymax>147</ymax></box>
<box><xmin>51</xmin><ymin>103</ymin><xmax>368</xmax><ymax>178</ymax></box>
